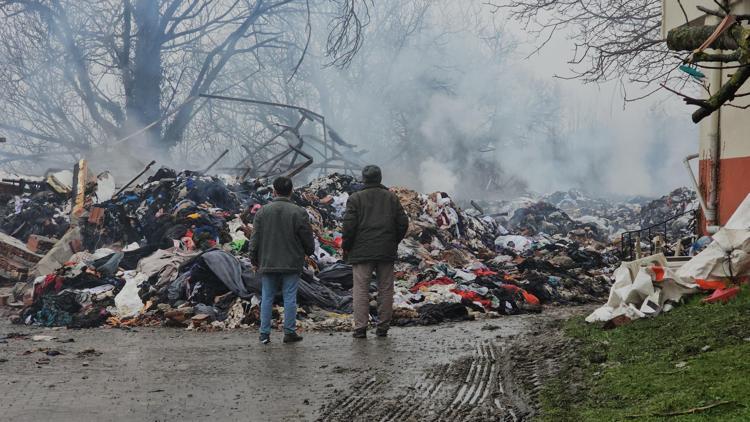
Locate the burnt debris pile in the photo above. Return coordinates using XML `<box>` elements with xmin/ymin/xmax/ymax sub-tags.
<box><xmin>0</xmin><ymin>168</ymin><xmax>696</xmax><ymax>331</ymax></box>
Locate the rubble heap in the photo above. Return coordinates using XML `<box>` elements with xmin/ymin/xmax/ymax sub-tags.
<box><xmin>1</xmin><ymin>169</ymin><xmax>663</xmax><ymax>331</ymax></box>
<box><xmin>0</xmin><ymin>192</ymin><xmax>70</xmax><ymax>241</ymax></box>
<box><xmin>475</xmin><ymin>187</ymin><xmax>697</xmax><ymax>249</ymax></box>
<box><xmin>545</xmin><ymin>187</ymin><xmax>697</xmax><ymax>241</ymax></box>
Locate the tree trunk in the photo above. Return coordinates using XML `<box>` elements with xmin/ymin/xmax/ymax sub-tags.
<box><xmin>666</xmin><ymin>25</ymin><xmax>741</xmax><ymax>51</ymax></box>
<box><xmin>127</xmin><ymin>0</ymin><xmax>163</xmax><ymax>150</ymax></box>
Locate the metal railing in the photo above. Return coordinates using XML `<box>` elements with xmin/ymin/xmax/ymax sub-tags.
<box><xmin>620</xmin><ymin>209</ymin><xmax>699</xmax><ymax>261</ymax></box>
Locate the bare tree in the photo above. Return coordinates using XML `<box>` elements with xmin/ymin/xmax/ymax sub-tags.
<box><xmin>0</xmin><ymin>0</ymin><xmax>369</xmax><ymax>170</ymax></box>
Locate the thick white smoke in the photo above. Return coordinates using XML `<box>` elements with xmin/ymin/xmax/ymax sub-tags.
<box><xmin>304</xmin><ymin>1</ymin><xmax>698</xmax><ymax>199</ymax></box>
<box><xmin>419</xmin><ymin>157</ymin><xmax>458</xmax><ymax>194</ymax></box>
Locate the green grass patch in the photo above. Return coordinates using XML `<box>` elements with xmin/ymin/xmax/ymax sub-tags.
<box><xmin>539</xmin><ymin>287</ymin><xmax>750</xmax><ymax>421</ymax></box>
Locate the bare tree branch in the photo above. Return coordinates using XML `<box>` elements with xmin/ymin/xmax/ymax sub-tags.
<box><xmin>325</xmin><ymin>0</ymin><xmax>372</xmax><ymax>68</ymax></box>
<box><xmin>489</xmin><ymin>0</ymin><xmax>670</xmax><ymax>87</ymax></box>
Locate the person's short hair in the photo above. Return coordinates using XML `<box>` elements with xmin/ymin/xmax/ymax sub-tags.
<box><xmin>362</xmin><ymin>165</ymin><xmax>382</xmax><ymax>184</ymax></box>
<box><xmin>273</xmin><ymin>176</ymin><xmax>293</xmax><ymax>196</ymax></box>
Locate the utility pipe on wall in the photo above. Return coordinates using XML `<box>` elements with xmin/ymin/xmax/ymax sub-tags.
<box><xmin>684</xmin><ymin>153</ymin><xmax>709</xmax><ymax>214</ymax></box>
<box><xmin>684</xmin><ymin>153</ymin><xmax>721</xmax><ymax>234</ymax></box>
<box><xmin>703</xmin><ymin>14</ymin><xmax>723</xmax><ymax>234</ymax></box>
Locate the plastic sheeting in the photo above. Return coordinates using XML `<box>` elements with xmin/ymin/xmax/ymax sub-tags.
<box><xmin>678</xmin><ymin>193</ymin><xmax>750</xmax><ymax>281</ymax></box>
<box><xmin>241</xmin><ymin>270</ymin><xmax>353</xmax><ymax>313</ymax></box>
<box><xmin>200</xmin><ymin>249</ymin><xmax>254</xmax><ymax>299</ymax></box>
<box><xmin>114</xmin><ymin>271</ymin><xmax>146</xmax><ymax>318</ymax></box>
<box><xmin>677</xmin><ymin>229</ymin><xmax>750</xmax><ymax>281</ymax></box>
<box><xmin>586</xmin><ymin>254</ymin><xmax>698</xmax><ymax>323</ymax></box>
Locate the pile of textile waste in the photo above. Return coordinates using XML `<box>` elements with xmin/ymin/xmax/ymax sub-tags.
<box><xmin>2</xmin><ymin>169</ymin><xmax>632</xmax><ymax>331</ymax></box>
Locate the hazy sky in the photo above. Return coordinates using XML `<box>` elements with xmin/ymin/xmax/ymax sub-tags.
<box><xmin>505</xmin><ymin>20</ymin><xmax>699</xmax><ymax>196</ymax></box>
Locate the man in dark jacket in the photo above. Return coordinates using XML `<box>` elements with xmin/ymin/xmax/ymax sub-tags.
<box><xmin>249</xmin><ymin>177</ymin><xmax>315</xmax><ymax>344</ymax></box>
<box><xmin>343</xmin><ymin>165</ymin><xmax>409</xmax><ymax>338</ymax></box>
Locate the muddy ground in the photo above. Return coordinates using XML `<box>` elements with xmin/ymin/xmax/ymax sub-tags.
<box><xmin>0</xmin><ymin>306</ymin><xmax>589</xmax><ymax>421</ymax></box>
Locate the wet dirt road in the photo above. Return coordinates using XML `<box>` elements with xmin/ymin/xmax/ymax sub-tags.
<box><xmin>0</xmin><ymin>307</ymin><xmax>586</xmax><ymax>421</ymax></box>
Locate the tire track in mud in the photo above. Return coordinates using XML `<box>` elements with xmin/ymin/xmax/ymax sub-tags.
<box><xmin>441</xmin><ymin>340</ymin><xmax>500</xmax><ymax>422</ymax></box>
<box><xmin>319</xmin><ymin>309</ymin><xmax>587</xmax><ymax>421</ymax></box>
<box><xmin>375</xmin><ymin>340</ymin><xmax>500</xmax><ymax>422</ymax></box>
<box><xmin>492</xmin><ymin>330</ymin><xmax>576</xmax><ymax>421</ymax></box>
<box><xmin>317</xmin><ymin>375</ymin><xmax>388</xmax><ymax>421</ymax></box>
<box><xmin>319</xmin><ymin>328</ymin><xmax>573</xmax><ymax>421</ymax></box>
<box><xmin>494</xmin><ymin>350</ymin><xmax>534</xmax><ymax>421</ymax></box>
<box><xmin>378</xmin><ymin>362</ymin><xmax>452</xmax><ymax>422</ymax></box>
<box><xmin>319</xmin><ymin>339</ymin><xmax>502</xmax><ymax>422</ymax></box>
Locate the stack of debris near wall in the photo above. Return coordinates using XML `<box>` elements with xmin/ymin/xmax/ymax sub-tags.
<box><xmin>0</xmin><ymin>232</ymin><xmax>42</xmax><ymax>283</ymax></box>
<box><xmin>0</xmin><ymin>166</ymin><xmax>695</xmax><ymax>331</ymax></box>
<box><xmin>0</xmin><ymin>166</ymin><xmax>115</xmax><ymax>284</ymax></box>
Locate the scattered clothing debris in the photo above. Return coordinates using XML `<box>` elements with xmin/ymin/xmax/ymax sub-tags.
<box><xmin>1</xmin><ymin>169</ymin><xmax>701</xmax><ymax>331</ymax></box>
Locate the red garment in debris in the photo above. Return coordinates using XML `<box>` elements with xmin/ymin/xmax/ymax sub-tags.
<box><xmin>498</xmin><ymin>284</ymin><xmax>540</xmax><ymax>306</ymax></box>
<box><xmin>319</xmin><ymin>236</ymin><xmax>343</xmax><ymax>250</ymax></box>
<box><xmin>451</xmin><ymin>289</ymin><xmax>493</xmax><ymax>309</ymax></box>
<box><xmin>34</xmin><ymin>274</ymin><xmax>65</xmax><ymax>297</ymax></box>
<box><xmin>410</xmin><ymin>277</ymin><xmax>454</xmax><ymax>293</ymax></box>
<box><xmin>473</xmin><ymin>269</ymin><xmax>498</xmax><ymax>277</ymax></box>
<box><xmin>695</xmin><ymin>279</ymin><xmax>728</xmax><ymax>290</ymax></box>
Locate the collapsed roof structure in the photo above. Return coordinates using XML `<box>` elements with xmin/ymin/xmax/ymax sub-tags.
<box><xmin>199</xmin><ymin>94</ymin><xmax>365</xmax><ymax>180</ymax></box>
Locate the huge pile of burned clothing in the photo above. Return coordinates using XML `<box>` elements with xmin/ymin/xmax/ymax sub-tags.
<box><xmin>17</xmin><ymin>251</ymin><xmax>127</xmax><ymax>328</ymax></box>
<box><xmin>12</xmin><ymin>170</ymin><xmax>620</xmax><ymax>330</ymax></box>
<box><xmin>80</xmin><ymin>169</ymin><xmax>249</xmax><ymax>251</ymax></box>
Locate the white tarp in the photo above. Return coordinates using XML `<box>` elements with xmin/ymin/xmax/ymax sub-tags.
<box><xmin>586</xmin><ymin>254</ymin><xmax>698</xmax><ymax>323</ymax></box>
<box><xmin>677</xmin><ymin>229</ymin><xmax>750</xmax><ymax>281</ymax></box>
<box><xmin>678</xmin><ymin>193</ymin><xmax>750</xmax><ymax>281</ymax></box>
<box><xmin>727</xmin><ymin>193</ymin><xmax>750</xmax><ymax>230</ymax></box>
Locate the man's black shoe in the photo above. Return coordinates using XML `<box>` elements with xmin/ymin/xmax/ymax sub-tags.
<box><xmin>260</xmin><ymin>333</ymin><xmax>271</xmax><ymax>344</ymax></box>
<box><xmin>352</xmin><ymin>329</ymin><xmax>367</xmax><ymax>338</ymax></box>
<box><xmin>375</xmin><ymin>328</ymin><xmax>388</xmax><ymax>337</ymax></box>
<box><xmin>283</xmin><ymin>332</ymin><xmax>304</xmax><ymax>343</ymax></box>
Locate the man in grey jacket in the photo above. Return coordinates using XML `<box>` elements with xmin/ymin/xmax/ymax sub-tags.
<box><xmin>249</xmin><ymin>177</ymin><xmax>315</xmax><ymax>344</ymax></box>
<box><xmin>343</xmin><ymin>165</ymin><xmax>409</xmax><ymax>338</ymax></box>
